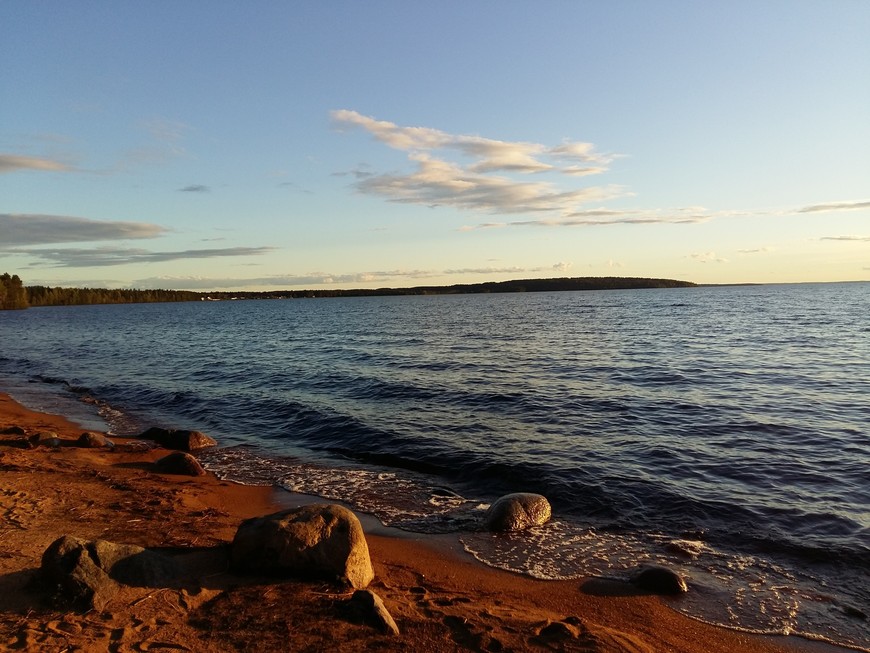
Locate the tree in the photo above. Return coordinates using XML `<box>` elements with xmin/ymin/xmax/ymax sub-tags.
<box><xmin>0</xmin><ymin>273</ymin><xmax>29</xmax><ymax>310</ymax></box>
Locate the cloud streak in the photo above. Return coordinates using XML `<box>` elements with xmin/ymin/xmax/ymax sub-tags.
<box><xmin>820</xmin><ymin>235</ymin><xmax>870</xmax><ymax>242</ymax></box>
<box><xmin>0</xmin><ymin>153</ymin><xmax>73</xmax><ymax>174</ymax></box>
<box><xmin>178</xmin><ymin>184</ymin><xmax>210</xmax><ymax>193</ymax></box>
<box><xmin>1</xmin><ymin>214</ymin><xmax>166</xmax><ymax>246</ymax></box>
<box><xmin>133</xmin><ymin>262</ymin><xmax>574</xmax><ymax>290</ymax></box>
<box><xmin>15</xmin><ymin>246</ymin><xmax>276</xmax><ymax>268</ymax></box>
<box><xmin>331</xmin><ymin>109</ymin><xmax>621</xmax><ymax>217</ymax></box>
<box><xmin>798</xmin><ymin>200</ymin><xmax>870</xmax><ymax>213</ymax></box>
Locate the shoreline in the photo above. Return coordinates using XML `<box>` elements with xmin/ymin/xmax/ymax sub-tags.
<box><xmin>0</xmin><ymin>391</ymin><xmax>855</xmax><ymax>652</ymax></box>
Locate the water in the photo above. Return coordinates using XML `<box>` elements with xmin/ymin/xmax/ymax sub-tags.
<box><xmin>1</xmin><ymin>283</ymin><xmax>868</xmax><ymax>649</ymax></box>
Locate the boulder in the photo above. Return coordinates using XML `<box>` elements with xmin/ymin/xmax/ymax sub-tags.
<box><xmin>138</xmin><ymin>427</ymin><xmax>216</xmax><ymax>451</ymax></box>
<box><xmin>630</xmin><ymin>564</ymin><xmax>688</xmax><ymax>595</ymax></box>
<box><xmin>231</xmin><ymin>504</ymin><xmax>374</xmax><ymax>589</ymax></box>
<box><xmin>77</xmin><ymin>431</ymin><xmax>115</xmax><ymax>449</ymax></box>
<box><xmin>41</xmin><ymin>535</ymin><xmax>180</xmax><ymax>610</ymax></box>
<box><xmin>349</xmin><ymin>589</ymin><xmax>400</xmax><ymax>636</ymax></box>
<box><xmin>154</xmin><ymin>451</ymin><xmax>207</xmax><ymax>476</ymax></box>
<box><xmin>484</xmin><ymin>493</ymin><xmax>552</xmax><ymax>532</ymax></box>
<box><xmin>1</xmin><ymin>425</ymin><xmax>26</xmax><ymax>435</ymax></box>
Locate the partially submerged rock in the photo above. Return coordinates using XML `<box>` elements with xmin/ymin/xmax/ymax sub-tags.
<box><xmin>231</xmin><ymin>504</ymin><xmax>374</xmax><ymax>589</ymax></box>
<box><xmin>630</xmin><ymin>564</ymin><xmax>688</xmax><ymax>595</ymax></box>
<box><xmin>41</xmin><ymin>535</ymin><xmax>180</xmax><ymax>610</ymax></box>
<box><xmin>484</xmin><ymin>492</ymin><xmax>552</xmax><ymax>532</ymax></box>
<box><xmin>138</xmin><ymin>427</ymin><xmax>216</xmax><ymax>452</ymax></box>
<box><xmin>76</xmin><ymin>431</ymin><xmax>114</xmax><ymax>449</ymax></box>
<box><xmin>349</xmin><ymin>589</ymin><xmax>400</xmax><ymax>636</ymax></box>
<box><xmin>154</xmin><ymin>451</ymin><xmax>207</xmax><ymax>476</ymax></box>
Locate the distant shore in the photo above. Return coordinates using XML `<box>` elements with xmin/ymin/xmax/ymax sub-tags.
<box><xmin>0</xmin><ymin>390</ymin><xmax>849</xmax><ymax>652</ymax></box>
<box><xmin>11</xmin><ymin>275</ymin><xmax>696</xmax><ymax>309</ymax></box>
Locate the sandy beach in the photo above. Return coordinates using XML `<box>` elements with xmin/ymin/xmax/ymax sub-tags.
<box><xmin>0</xmin><ymin>391</ymin><xmax>849</xmax><ymax>652</ymax></box>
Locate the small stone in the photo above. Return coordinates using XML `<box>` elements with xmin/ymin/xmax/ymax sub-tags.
<box><xmin>77</xmin><ymin>432</ymin><xmax>115</xmax><ymax>449</ymax></box>
<box><xmin>154</xmin><ymin>451</ymin><xmax>207</xmax><ymax>476</ymax></box>
<box><xmin>1</xmin><ymin>425</ymin><xmax>26</xmax><ymax>435</ymax></box>
<box><xmin>138</xmin><ymin>427</ymin><xmax>216</xmax><ymax>452</ymax></box>
<box><xmin>350</xmin><ymin>589</ymin><xmax>400</xmax><ymax>636</ymax></box>
<box><xmin>28</xmin><ymin>431</ymin><xmax>61</xmax><ymax>448</ymax></box>
<box><xmin>537</xmin><ymin>620</ymin><xmax>579</xmax><ymax>639</ymax></box>
<box><xmin>630</xmin><ymin>565</ymin><xmax>688</xmax><ymax>594</ymax></box>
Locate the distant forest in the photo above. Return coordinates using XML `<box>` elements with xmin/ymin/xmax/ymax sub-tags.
<box><xmin>0</xmin><ymin>273</ymin><xmax>696</xmax><ymax>309</ymax></box>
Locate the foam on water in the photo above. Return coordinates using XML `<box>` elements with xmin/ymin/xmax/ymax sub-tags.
<box><xmin>200</xmin><ymin>445</ymin><xmax>869</xmax><ymax>651</ymax></box>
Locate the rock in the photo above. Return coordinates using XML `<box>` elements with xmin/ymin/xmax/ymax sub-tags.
<box><xmin>484</xmin><ymin>493</ymin><xmax>551</xmax><ymax>532</ymax></box>
<box><xmin>154</xmin><ymin>451</ymin><xmax>207</xmax><ymax>476</ymax></box>
<box><xmin>41</xmin><ymin>535</ymin><xmax>180</xmax><ymax>610</ymax></box>
<box><xmin>76</xmin><ymin>431</ymin><xmax>115</xmax><ymax>449</ymax></box>
<box><xmin>231</xmin><ymin>504</ymin><xmax>374</xmax><ymax>589</ymax></box>
<box><xmin>537</xmin><ymin>620</ymin><xmax>579</xmax><ymax>640</ymax></box>
<box><xmin>28</xmin><ymin>431</ymin><xmax>61</xmax><ymax>448</ymax></box>
<box><xmin>138</xmin><ymin>427</ymin><xmax>216</xmax><ymax>451</ymax></box>
<box><xmin>1</xmin><ymin>425</ymin><xmax>26</xmax><ymax>435</ymax></box>
<box><xmin>630</xmin><ymin>565</ymin><xmax>688</xmax><ymax>595</ymax></box>
<box><xmin>350</xmin><ymin>589</ymin><xmax>400</xmax><ymax>636</ymax></box>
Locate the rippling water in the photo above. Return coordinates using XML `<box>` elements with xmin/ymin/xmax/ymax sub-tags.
<box><xmin>1</xmin><ymin>283</ymin><xmax>868</xmax><ymax>649</ymax></box>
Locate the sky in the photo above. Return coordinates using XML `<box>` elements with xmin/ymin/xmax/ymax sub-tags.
<box><xmin>2</xmin><ymin>1</ymin><xmax>869</xmax><ymax>291</ymax></box>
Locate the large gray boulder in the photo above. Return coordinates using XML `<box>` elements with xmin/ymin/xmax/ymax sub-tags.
<box><xmin>484</xmin><ymin>492</ymin><xmax>552</xmax><ymax>532</ymax></box>
<box><xmin>138</xmin><ymin>427</ymin><xmax>216</xmax><ymax>452</ymax></box>
<box><xmin>231</xmin><ymin>504</ymin><xmax>374</xmax><ymax>589</ymax></box>
<box><xmin>41</xmin><ymin>535</ymin><xmax>180</xmax><ymax>610</ymax></box>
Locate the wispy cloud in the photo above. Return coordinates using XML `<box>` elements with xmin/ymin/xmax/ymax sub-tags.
<box><xmin>820</xmin><ymin>235</ymin><xmax>870</xmax><ymax>242</ymax></box>
<box><xmin>0</xmin><ymin>153</ymin><xmax>73</xmax><ymax>174</ymax></box>
<box><xmin>738</xmin><ymin>246</ymin><xmax>775</xmax><ymax>254</ymax></box>
<box><xmin>688</xmin><ymin>251</ymin><xmax>728</xmax><ymax>264</ymax></box>
<box><xmin>178</xmin><ymin>184</ymin><xmax>210</xmax><ymax>193</ymax></box>
<box><xmin>16</xmin><ymin>246</ymin><xmax>276</xmax><ymax>268</ymax></box>
<box><xmin>331</xmin><ymin>109</ymin><xmax>620</xmax><ymax>217</ymax></box>
<box><xmin>797</xmin><ymin>200</ymin><xmax>870</xmax><ymax>213</ymax></box>
<box><xmin>133</xmin><ymin>262</ymin><xmax>575</xmax><ymax>290</ymax></box>
<box><xmin>460</xmin><ymin>207</ymin><xmax>714</xmax><ymax>230</ymax></box>
<box><xmin>0</xmin><ymin>214</ymin><xmax>166</xmax><ymax>246</ymax></box>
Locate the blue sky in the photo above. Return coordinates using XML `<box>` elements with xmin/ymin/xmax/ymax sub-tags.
<box><xmin>2</xmin><ymin>1</ymin><xmax>868</xmax><ymax>290</ymax></box>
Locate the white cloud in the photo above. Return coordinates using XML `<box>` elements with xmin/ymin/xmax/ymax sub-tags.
<box><xmin>688</xmin><ymin>251</ymin><xmax>728</xmax><ymax>264</ymax></box>
<box><xmin>332</xmin><ymin>110</ymin><xmax>618</xmax><ymax>217</ymax></box>
<box><xmin>738</xmin><ymin>246</ymin><xmax>775</xmax><ymax>254</ymax></box>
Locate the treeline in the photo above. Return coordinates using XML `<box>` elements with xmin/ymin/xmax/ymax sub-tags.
<box><xmin>0</xmin><ymin>273</ymin><xmax>29</xmax><ymax>310</ymax></box>
<box><xmin>25</xmin><ymin>285</ymin><xmax>202</xmax><ymax>307</ymax></box>
<box><xmin>1</xmin><ymin>273</ymin><xmax>697</xmax><ymax>310</ymax></box>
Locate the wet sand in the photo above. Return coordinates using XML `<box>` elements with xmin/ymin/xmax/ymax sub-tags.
<box><xmin>0</xmin><ymin>391</ymin><xmax>848</xmax><ymax>652</ymax></box>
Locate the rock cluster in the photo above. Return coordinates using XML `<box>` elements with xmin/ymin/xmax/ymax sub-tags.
<box><xmin>41</xmin><ymin>535</ymin><xmax>180</xmax><ymax>610</ymax></box>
